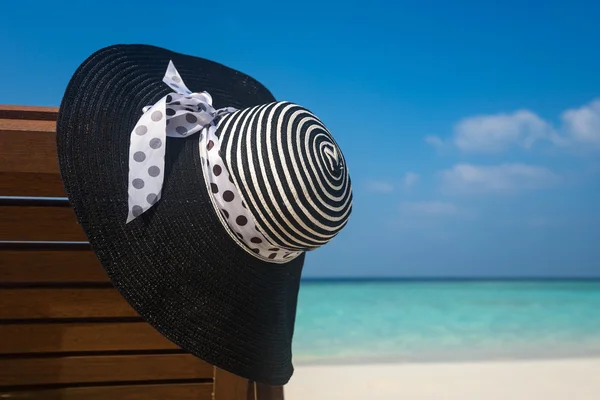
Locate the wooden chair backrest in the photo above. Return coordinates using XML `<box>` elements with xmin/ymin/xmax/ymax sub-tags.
<box><xmin>0</xmin><ymin>105</ymin><xmax>284</xmax><ymax>400</ymax></box>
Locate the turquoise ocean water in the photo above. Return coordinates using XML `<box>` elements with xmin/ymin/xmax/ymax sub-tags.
<box><xmin>291</xmin><ymin>280</ymin><xmax>600</xmax><ymax>365</ymax></box>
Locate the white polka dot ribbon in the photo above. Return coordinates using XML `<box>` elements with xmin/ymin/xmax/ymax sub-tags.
<box><xmin>126</xmin><ymin>60</ymin><xmax>236</xmax><ymax>223</ymax></box>
<box><xmin>126</xmin><ymin>61</ymin><xmax>303</xmax><ymax>263</ymax></box>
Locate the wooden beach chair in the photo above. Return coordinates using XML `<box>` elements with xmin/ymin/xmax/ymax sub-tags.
<box><xmin>0</xmin><ymin>105</ymin><xmax>285</xmax><ymax>400</ymax></box>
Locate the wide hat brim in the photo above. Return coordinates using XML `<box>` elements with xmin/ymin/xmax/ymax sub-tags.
<box><xmin>56</xmin><ymin>44</ymin><xmax>305</xmax><ymax>385</ymax></box>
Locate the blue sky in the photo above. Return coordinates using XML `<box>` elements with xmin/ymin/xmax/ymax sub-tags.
<box><xmin>2</xmin><ymin>0</ymin><xmax>599</xmax><ymax>277</ymax></box>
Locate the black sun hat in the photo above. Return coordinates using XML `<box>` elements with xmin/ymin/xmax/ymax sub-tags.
<box><xmin>56</xmin><ymin>44</ymin><xmax>352</xmax><ymax>385</ymax></box>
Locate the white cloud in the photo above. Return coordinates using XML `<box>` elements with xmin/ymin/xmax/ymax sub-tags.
<box><xmin>425</xmin><ymin>135</ymin><xmax>445</xmax><ymax>148</ymax></box>
<box><xmin>400</xmin><ymin>201</ymin><xmax>459</xmax><ymax>216</ymax></box>
<box><xmin>403</xmin><ymin>172</ymin><xmax>420</xmax><ymax>188</ymax></box>
<box><xmin>437</xmin><ymin>98</ymin><xmax>600</xmax><ymax>153</ymax></box>
<box><xmin>440</xmin><ymin>163</ymin><xmax>560</xmax><ymax>195</ymax></box>
<box><xmin>366</xmin><ymin>180</ymin><xmax>394</xmax><ymax>194</ymax></box>
<box><xmin>453</xmin><ymin>110</ymin><xmax>556</xmax><ymax>153</ymax></box>
<box><xmin>561</xmin><ymin>99</ymin><xmax>600</xmax><ymax>147</ymax></box>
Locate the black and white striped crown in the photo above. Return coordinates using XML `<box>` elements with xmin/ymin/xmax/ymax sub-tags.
<box><xmin>124</xmin><ymin>61</ymin><xmax>351</xmax><ymax>263</ymax></box>
<box><xmin>217</xmin><ymin>101</ymin><xmax>353</xmax><ymax>254</ymax></box>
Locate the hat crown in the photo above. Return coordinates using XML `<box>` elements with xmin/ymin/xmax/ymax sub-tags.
<box><xmin>218</xmin><ymin>101</ymin><xmax>353</xmax><ymax>253</ymax></box>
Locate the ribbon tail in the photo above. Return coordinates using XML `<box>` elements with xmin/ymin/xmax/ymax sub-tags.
<box><xmin>163</xmin><ymin>60</ymin><xmax>193</xmax><ymax>95</ymax></box>
<box><xmin>126</xmin><ymin>96</ymin><xmax>168</xmax><ymax>223</ymax></box>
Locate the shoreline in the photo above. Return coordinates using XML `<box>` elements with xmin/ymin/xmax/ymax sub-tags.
<box><xmin>285</xmin><ymin>357</ymin><xmax>600</xmax><ymax>400</ymax></box>
<box><xmin>292</xmin><ymin>345</ymin><xmax>600</xmax><ymax>366</ymax></box>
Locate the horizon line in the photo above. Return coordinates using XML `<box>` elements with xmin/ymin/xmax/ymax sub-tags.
<box><xmin>300</xmin><ymin>276</ymin><xmax>600</xmax><ymax>282</ymax></box>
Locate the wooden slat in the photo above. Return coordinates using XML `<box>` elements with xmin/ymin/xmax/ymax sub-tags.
<box><xmin>255</xmin><ymin>383</ymin><xmax>285</xmax><ymax>400</ymax></box>
<box><xmin>214</xmin><ymin>367</ymin><xmax>250</xmax><ymax>400</ymax></box>
<box><xmin>248</xmin><ymin>382</ymin><xmax>257</xmax><ymax>400</ymax></box>
<box><xmin>0</xmin><ymin>171</ymin><xmax>65</xmax><ymax>197</ymax></box>
<box><xmin>0</xmin><ymin>206</ymin><xmax>86</xmax><ymax>241</ymax></box>
<box><xmin>0</xmin><ymin>354</ymin><xmax>213</xmax><ymax>386</ymax></box>
<box><xmin>0</xmin><ymin>104</ymin><xmax>59</xmax><ymax>120</ymax></box>
<box><xmin>0</xmin><ymin>117</ymin><xmax>64</xmax><ymax>196</ymax></box>
<box><xmin>0</xmin><ymin>383</ymin><xmax>212</xmax><ymax>400</ymax></box>
<box><xmin>0</xmin><ymin>322</ymin><xmax>180</xmax><ymax>354</ymax></box>
<box><xmin>0</xmin><ymin>288</ymin><xmax>139</xmax><ymax>319</ymax></box>
<box><xmin>0</xmin><ymin>248</ymin><xmax>109</xmax><ymax>283</ymax></box>
<box><xmin>0</xmin><ymin>121</ymin><xmax>57</xmax><ymax>173</ymax></box>
<box><xmin>0</xmin><ymin>118</ymin><xmax>56</xmax><ymax>134</ymax></box>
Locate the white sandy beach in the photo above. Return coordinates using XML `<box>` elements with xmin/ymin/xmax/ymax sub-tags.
<box><xmin>285</xmin><ymin>358</ymin><xmax>600</xmax><ymax>400</ymax></box>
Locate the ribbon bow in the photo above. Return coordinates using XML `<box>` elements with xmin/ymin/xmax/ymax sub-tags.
<box><xmin>126</xmin><ymin>61</ymin><xmax>237</xmax><ymax>223</ymax></box>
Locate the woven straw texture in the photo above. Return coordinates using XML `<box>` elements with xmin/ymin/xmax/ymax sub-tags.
<box><xmin>56</xmin><ymin>44</ymin><xmax>305</xmax><ymax>385</ymax></box>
